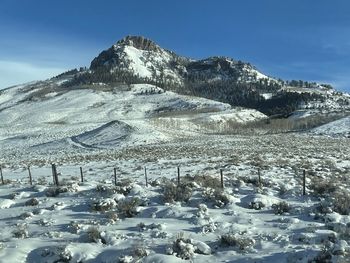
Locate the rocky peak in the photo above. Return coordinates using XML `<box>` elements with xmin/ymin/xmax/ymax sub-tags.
<box><xmin>115</xmin><ymin>35</ymin><xmax>161</xmax><ymax>52</ymax></box>
<box><xmin>90</xmin><ymin>35</ymin><xmax>169</xmax><ymax>70</ymax></box>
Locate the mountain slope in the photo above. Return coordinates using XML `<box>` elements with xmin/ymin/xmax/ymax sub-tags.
<box><xmin>63</xmin><ymin>35</ymin><xmax>350</xmax><ymax>117</ymax></box>
<box><xmin>1</xmin><ymin>35</ymin><xmax>349</xmax><ymax>159</ymax></box>
<box><xmin>312</xmin><ymin>116</ymin><xmax>350</xmax><ymax>137</ymax></box>
<box><xmin>90</xmin><ymin>36</ymin><xmax>186</xmax><ymax>86</ymax></box>
<box><xmin>0</xmin><ymin>82</ymin><xmax>268</xmax><ymax>162</ymax></box>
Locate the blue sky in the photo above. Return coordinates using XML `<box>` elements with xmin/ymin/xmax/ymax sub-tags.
<box><xmin>1</xmin><ymin>0</ymin><xmax>350</xmax><ymax>92</ymax></box>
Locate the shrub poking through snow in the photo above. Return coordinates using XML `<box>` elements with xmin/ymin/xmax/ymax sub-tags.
<box><xmin>45</xmin><ymin>183</ymin><xmax>79</xmax><ymax>197</ymax></box>
<box><xmin>202</xmin><ymin>188</ymin><xmax>232</xmax><ymax>208</ymax></box>
<box><xmin>309</xmin><ymin>241</ymin><xmax>350</xmax><ymax>263</ymax></box>
<box><xmin>115</xmin><ymin>179</ymin><xmax>134</xmax><ymax>195</ymax></box>
<box><xmin>327</xmin><ymin>222</ymin><xmax>350</xmax><ymax>239</ymax></box>
<box><xmin>37</xmin><ymin>177</ymin><xmax>47</xmax><ymax>185</ymax></box>
<box><xmin>96</xmin><ymin>184</ymin><xmax>117</xmax><ymax>197</ymax></box>
<box><xmin>96</xmin><ymin>184</ymin><xmax>115</xmax><ymax>195</ymax></box>
<box><xmin>96</xmin><ymin>183</ymin><xmax>132</xmax><ymax>197</ymax></box>
<box><xmin>117</xmin><ymin>197</ymin><xmax>140</xmax><ymax>218</ymax></box>
<box><xmin>331</xmin><ymin>190</ymin><xmax>350</xmax><ymax>215</ymax></box>
<box><xmin>183</xmin><ymin>174</ymin><xmax>222</xmax><ymax>189</ymax></box>
<box><xmin>68</xmin><ymin>221</ymin><xmax>82</xmax><ymax>234</ymax></box>
<box><xmin>38</xmin><ymin>246</ymin><xmax>72</xmax><ymax>262</ymax></box>
<box><xmin>309</xmin><ymin>178</ymin><xmax>337</xmax><ymax>197</ymax></box>
<box><xmin>149</xmin><ymin>178</ymin><xmax>161</xmax><ymax>187</ymax></box>
<box><xmin>219</xmin><ymin>233</ymin><xmax>255</xmax><ymax>250</ymax></box>
<box><xmin>162</xmin><ymin>182</ymin><xmax>193</xmax><ymax>203</ymax></box>
<box><xmin>12</xmin><ymin>225</ymin><xmax>29</xmax><ymax>239</ymax></box>
<box><xmin>238</xmin><ymin>175</ymin><xmax>271</xmax><ymax>188</ymax></box>
<box><xmin>0</xmin><ymin>179</ymin><xmax>11</xmax><ymax>185</ymax></box>
<box><xmin>196</xmin><ymin>203</ymin><xmax>209</xmax><ymax>217</ymax></box>
<box><xmin>86</xmin><ymin>226</ymin><xmax>106</xmax><ymax>244</ymax></box>
<box><xmin>167</xmin><ymin>233</ymin><xmax>212</xmax><ymax>259</ymax></box>
<box><xmin>45</xmin><ymin>187</ymin><xmax>69</xmax><ymax>197</ymax></box>
<box><xmin>309</xmin><ymin>248</ymin><xmax>333</xmax><ymax>263</ymax></box>
<box><xmin>133</xmin><ymin>246</ymin><xmax>150</xmax><ymax>259</ymax></box>
<box><xmin>249</xmin><ymin>201</ymin><xmax>266</xmax><ymax>210</ymax></box>
<box><xmin>168</xmin><ymin>233</ymin><xmax>195</xmax><ymax>260</ymax></box>
<box><xmin>91</xmin><ymin>198</ymin><xmax>117</xmax><ymax>212</ymax></box>
<box><xmin>10</xmin><ymin>192</ymin><xmax>20</xmax><ymax>200</ymax></box>
<box><xmin>137</xmin><ymin>222</ymin><xmax>163</xmax><ymax>232</ymax></box>
<box><xmin>19</xmin><ymin>212</ymin><xmax>34</xmax><ymax>220</ymax></box>
<box><xmin>202</xmin><ymin>222</ymin><xmax>218</xmax><ymax>233</ymax></box>
<box><xmin>105</xmin><ymin>211</ymin><xmax>119</xmax><ymax>223</ymax></box>
<box><xmin>25</xmin><ymin>198</ymin><xmax>39</xmax><ymax>206</ymax></box>
<box><xmin>314</xmin><ymin>200</ymin><xmax>333</xmax><ymax>218</ymax></box>
<box><xmin>272</xmin><ymin>201</ymin><xmax>291</xmax><ymax>215</ymax></box>
<box><xmin>60</xmin><ymin>178</ymin><xmax>79</xmax><ymax>187</ymax></box>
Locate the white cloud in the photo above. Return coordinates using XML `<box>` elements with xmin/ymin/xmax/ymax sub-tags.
<box><xmin>0</xmin><ymin>60</ymin><xmax>66</xmax><ymax>89</ymax></box>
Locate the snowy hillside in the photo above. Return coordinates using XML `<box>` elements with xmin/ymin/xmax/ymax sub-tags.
<box><xmin>312</xmin><ymin>116</ymin><xmax>350</xmax><ymax>137</ymax></box>
<box><xmin>0</xmin><ymin>82</ymin><xmax>266</xmax><ymax>163</ymax></box>
<box><xmin>82</xmin><ymin>36</ymin><xmax>350</xmax><ymax>117</ymax></box>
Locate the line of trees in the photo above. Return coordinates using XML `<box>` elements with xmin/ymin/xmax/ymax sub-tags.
<box><xmin>61</xmin><ymin>65</ymin><xmax>327</xmax><ymax>117</ymax></box>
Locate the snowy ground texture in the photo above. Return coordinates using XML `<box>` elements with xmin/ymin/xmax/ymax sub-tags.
<box><xmin>0</xmin><ymin>83</ymin><xmax>350</xmax><ymax>262</ymax></box>
<box><xmin>312</xmin><ymin>116</ymin><xmax>350</xmax><ymax>138</ymax></box>
<box><xmin>0</xmin><ymin>134</ymin><xmax>350</xmax><ymax>263</ymax></box>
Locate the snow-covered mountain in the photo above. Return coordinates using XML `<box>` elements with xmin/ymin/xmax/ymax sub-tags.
<box><xmin>72</xmin><ymin>35</ymin><xmax>350</xmax><ymax>117</ymax></box>
<box><xmin>89</xmin><ymin>35</ymin><xmax>275</xmax><ymax>87</ymax></box>
<box><xmin>2</xmin><ymin>36</ymin><xmax>350</xmax><ymax>263</ymax></box>
<box><xmin>0</xmin><ymin>35</ymin><xmax>349</xmax><ymax>161</ymax></box>
<box><xmin>90</xmin><ymin>36</ymin><xmax>186</xmax><ymax>86</ymax></box>
<box><xmin>2</xmin><ymin>35</ymin><xmax>350</xmax><ymax>122</ymax></box>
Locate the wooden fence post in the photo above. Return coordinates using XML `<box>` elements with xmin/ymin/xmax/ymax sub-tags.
<box><xmin>303</xmin><ymin>169</ymin><xmax>306</xmax><ymax>196</ymax></box>
<box><xmin>114</xmin><ymin>168</ymin><xmax>117</xmax><ymax>186</ymax></box>
<box><xmin>177</xmin><ymin>166</ymin><xmax>180</xmax><ymax>186</ymax></box>
<box><xmin>55</xmin><ymin>164</ymin><xmax>59</xmax><ymax>186</ymax></box>
<box><xmin>0</xmin><ymin>166</ymin><xmax>3</xmax><ymax>185</ymax></box>
<box><xmin>28</xmin><ymin>166</ymin><xmax>33</xmax><ymax>186</ymax></box>
<box><xmin>51</xmin><ymin>164</ymin><xmax>55</xmax><ymax>185</ymax></box>
<box><xmin>220</xmin><ymin>169</ymin><xmax>224</xmax><ymax>188</ymax></box>
<box><xmin>144</xmin><ymin>167</ymin><xmax>148</xmax><ymax>187</ymax></box>
<box><xmin>80</xmin><ymin>167</ymin><xmax>84</xmax><ymax>183</ymax></box>
<box><xmin>52</xmin><ymin>164</ymin><xmax>59</xmax><ymax>186</ymax></box>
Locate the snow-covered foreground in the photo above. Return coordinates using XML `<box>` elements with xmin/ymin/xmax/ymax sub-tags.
<box><xmin>1</xmin><ymin>82</ymin><xmax>350</xmax><ymax>262</ymax></box>
<box><xmin>0</xmin><ymin>134</ymin><xmax>349</xmax><ymax>262</ymax></box>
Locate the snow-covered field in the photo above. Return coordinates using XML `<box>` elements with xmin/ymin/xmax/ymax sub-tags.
<box><xmin>0</xmin><ymin>133</ymin><xmax>349</xmax><ymax>262</ymax></box>
<box><xmin>1</xmin><ymin>83</ymin><xmax>350</xmax><ymax>262</ymax></box>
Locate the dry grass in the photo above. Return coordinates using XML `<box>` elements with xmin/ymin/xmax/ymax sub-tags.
<box><xmin>162</xmin><ymin>182</ymin><xmax>193</xmax><ymax>203</ymax></box>
<box><xmin>332</xmin><ymin>190</ymin><xmax>350</xmax><ymax>215</ymax></box>
<box><xmin>25</xmin><ymin>198</ymin><xmax>39</xmax><ymax>206</ymax></box>
<box><xmin>90</xmin><ymin>198</ymin><xmax>117</xmax><ymax>212</ymax></box>
<box><xmin>117</xmin><ymin>197</ymin><xmax>140</xmax><ymax>218</ymax></box>
<box><xmin>272</xmin><ymin>201</ymin><xmax>291</xmax><ymax>215</ymax></box>
<box><xmin>219</xmin><ymin>233</ymin><xmax>255</xmax><ymax>250</ymax></box>
<box><xmin>202</xmin><ymin>188</ymin><xmax>232</xmax><ymax>208</ymax></box>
